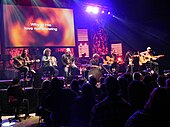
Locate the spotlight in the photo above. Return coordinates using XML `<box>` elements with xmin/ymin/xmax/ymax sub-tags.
<box><xmin>92</xmin><ymin>7</ymin><xmax>99</xmax><ymax>14</ymax></box>
<box><xmin>108</xmin><ymin>12</ymin><xmax>111</xmax><ymax>15</ymax></box>
<box><xmin>85</xmin><ymin>6</ymin><xmax>93</xmax><ymax>12</ymax></box>
<box><xmin>101</xmin><ymin>10</ymin><xmax>105</xmax><ymax>13</ymax></box>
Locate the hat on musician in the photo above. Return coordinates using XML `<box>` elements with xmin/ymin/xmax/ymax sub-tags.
<box><xmin>93</xmin><ymin>53</ymin><xmax>99</xmax><ymax>58</ymax></box>
<box><xmin>147</xmin><ymin>47</ymin><xmax>151</xmax><ymax>50</ymax></box>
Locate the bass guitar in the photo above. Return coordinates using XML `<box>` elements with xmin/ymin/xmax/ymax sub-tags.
<box><xmin>13</xmin><ymin>58</ymin><xmax>40</xmax><ymax>69</ymax></box>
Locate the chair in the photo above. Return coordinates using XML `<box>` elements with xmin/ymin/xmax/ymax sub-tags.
<box><xmin>7</xmin><ymin>84</ymin><xmax>30</xmax><ymax>123</ymax></box>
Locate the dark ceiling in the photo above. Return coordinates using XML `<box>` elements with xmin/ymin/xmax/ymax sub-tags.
<box><xmin>2</xmin><ymin>0</ymin><xmax>170</xmax><ymax>22</ymax></box>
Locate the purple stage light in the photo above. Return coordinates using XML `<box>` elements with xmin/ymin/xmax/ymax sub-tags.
<box><xmin>86</xmin><ymin>6</ymin><xmax>93</xmax><ymax>13</ymax></box>
<box><xmin>92</xmin><ymin>7</ymin><xmax>99</xmax><ymax>14</ymax></box>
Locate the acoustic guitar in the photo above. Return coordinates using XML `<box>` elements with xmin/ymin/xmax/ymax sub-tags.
<box><xmin>139</xmin><ymin>54</ymin><xmax>164</xmax><ymax>65</ymax></box>
<box><xmin>103</xmin><ymin>56</ymin><xmax>115</xmax><ymax>65</ymax></box>
<box><xmin>13</xmin><ymin>58</ymin><xmax>40</xmax><ymax>69</ymax></box>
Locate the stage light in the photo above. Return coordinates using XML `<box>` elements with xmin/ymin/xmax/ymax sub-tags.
<box><xmin>112</xmin><ymin>15</ymin><xmax>115</xmax><ymax>17</ymax></box>
<box><xmin>101</xmin><ymin>10</ymin><xmax>105</xmax><ymax>13</ymax></box>
<box><xmin>108</xmin><ymin>12</ymin><xmax>111</xmax><ymax>15</ymax></box>
<box><xmin>92</xmin><ymin>7</ymin><xmax>99</xmax><ymax>14</ymax></box>
<box><xmin>85</xmin><ymin>6</ymin><xmax>93</xmax><ymax>12</ymax></box>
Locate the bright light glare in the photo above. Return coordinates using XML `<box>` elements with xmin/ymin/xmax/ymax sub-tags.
<box><xmin>86</xmin><ymin>6</ymin><xmax>99</xmax><ymax>14</ymax></box>
<box><xmin>92</xmin><ymin>7</ymin><xmax>99</xmax><ymax>14</ymax></box>
<box><xmin>2</xmin><ymin>122</ymin><xmax>15</xmax><ymax>126</ymax></box>
<box><xmin>86</xmin><ymin>6</ymin><xmax>93</xmax><ymax>12</ymax></box>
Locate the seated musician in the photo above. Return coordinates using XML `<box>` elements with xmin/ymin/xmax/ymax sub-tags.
<box><xmin>13</xmin><ymin>49</ymin><xmax>36</xmax><ymax>82</ymax></box>
<box><xmin>40</xmin><ymin>48</ymin><xmax>59</xmax><ymax>79</ymax></box>
<box><xmin>61</xmin><ymin>48</ymin><xmax>79</xmax><ymax>78</ymax></box>
<box><xmin>139</xmin><ymin>47</ymin><xmax>162</xmax><ymax>74</ymax></box>
<box><xmin>90</xmin><ymin>53</ymin><xmax>101</xmax><ymax>68</ymax></box>
<box><xmin>124</xmin><ymin>50</ymin><xmax>139</xmax><ymax>73</ymax></box>
<box><xmin>79</xmin><ymin>53</ymin><xmax>89</xmax><ymax>65</ymax></box>
<box><xmin>103</xmin><ymin>50</ymin><xmax>118</xmax><ymax>74</ymax></box>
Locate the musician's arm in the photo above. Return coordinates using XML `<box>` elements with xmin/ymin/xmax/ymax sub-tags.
<box><xmin>139</xmin><ymin>51</ymin><xmax>146</xmax><ymax>56</ymax></box>
<box><xmin>42</xmin><ymin>56</ymin><xmax>50</xmax><ymax>62</ymax></box>
<box><xmin>61</xmin><ymin>55</ymin><xmax>67</xmax><ymax>66</ymax></box>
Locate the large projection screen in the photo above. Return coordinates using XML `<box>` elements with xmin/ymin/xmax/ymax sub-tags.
<box><xmin>3</xmin><ymin>5</ymin><xmax>76</xmax><ymax>47</ymax></box>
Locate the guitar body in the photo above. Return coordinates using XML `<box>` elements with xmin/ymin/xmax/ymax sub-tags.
<box><xmin>139</xmin><ymin>55</ymin><xmax>164</xmax><ymax>65</ymax></box>
<box><xmin>103</xmin><ymin>56</ymin><xmax>115</xmax><ymax>65</ymax></box>
<box><xmin>13</xmin><ymin>59</ymin><xmax>24</xmax><ymax>69</ymax></box>
<box><xmin>139</xmin><ymin>55</ymin><xmax>151</xmax><ymax>65</ymax></box>
<box><xmin>13</xmin><ymin>59</ymin><xmax>40</xmax><ymax>69</ymax></box>
<box><xmin>50</xmin><ymin>56</ymin><xmax>57</xmax><ymax>66</ymax></box>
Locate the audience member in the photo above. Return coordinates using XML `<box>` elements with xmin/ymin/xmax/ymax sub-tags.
<box><xmin>71</xmin><ymin>83</ymin><xmax>96</xmax><ymax>127</ymax></box>
<box><xmin>125</xmin><ymin>87</ymin><xmax>170</xmax><ymax>127</ymax></box>
<box><xmin>89</xmin><ymin>76</ymin><xmax>132</xmax><ymax>127</ymax></box>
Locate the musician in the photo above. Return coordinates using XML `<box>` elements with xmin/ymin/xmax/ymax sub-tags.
<box><xmin>140</xmin><ymin>47</ymin><xmax>159</xmax><ymax>74</ymax></box>
<box><xmin>13</xmin><ymin>49</ymin><xmax>36</xmax><ymax>82</ymax></box>
<box><xmin>41</xmin><ymin>48</ymin><xmax>59</xmax><ymax>79</ymax></box>
<box><xmin>61</xmin><ymin>48</ymin><xmax>78</xmax><ymax>78</ymax></box>
<box><xmin>90</xmin><ymin>53</ymin><xmax>101</xmax><ymax>67</ymax></box>
<box><xmin>124</xmin><ymin>50</ymin><xmax>139</xmax><ymax>73</ymax></box>
<box><xmin>79</xmin><ymin>53</ymin><xmax>89</xmax><ymax>64</ymax></box>
<box><xmin>104</xmin><ymin>50</ymin><xmax>118</xmax><ymax>74</ymax></box>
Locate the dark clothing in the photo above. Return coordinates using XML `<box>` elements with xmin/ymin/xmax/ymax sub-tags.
<box><xmin>13</xmin><ymin>55</ymin><xmax>35</xmax><ymax>82</ymax></box>
<box><xmin>89</xmin><ymin>59</ymin><xmax>100</xmax><ymax>66</ymax></box>
<box><xmin>125</xmin><ymin>109</ymin><xmax>170</xmax><ymax>127</ymax></box>
<box><xmin>79</xmin><ymin>57</ymin><xmax>90</xmax><ymax>64</ymax></box>
<box><xmin>61</xmin><ymin>54</ymin><xmax>78</xmax><ymax>77</ymax></box>
<box><xmin>7</xmin><ymin>85</ymin><xmax>25</xmax><ymax>105</ymax></box>
<box><xmin>40</xmin><ymin>55</ymin><xmax>59</xmax><ymax>77</ymax></box>
<box><xmin>71</xmin><ymin>96</ymin><xmax>96</xmax><ymax>127</ymax></box>
<box><xmin>45</xmin><ymin>88</ymin><xmax>78</xmax><ymax>126</ymax></box>
<box><xmin>89</xmin><ymin>95</ymin><xmax>132</xmax><ymax>127</ymax></box>
<box><xmin>61</xmin><ymin>54</ymin><xmax>75</xmax><ymax>66</ymax></box>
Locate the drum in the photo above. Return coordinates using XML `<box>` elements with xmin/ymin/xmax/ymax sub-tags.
<box><xmin>88</xmin><ymin>68</ymin><xmax>102</xmax><ymax>82</ymax></box>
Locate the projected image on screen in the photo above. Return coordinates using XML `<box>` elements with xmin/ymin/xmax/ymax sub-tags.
<box><xmin>3</xmin><ymin>5</ymin><xmax>76</xmax><ymax>47</ymax></box>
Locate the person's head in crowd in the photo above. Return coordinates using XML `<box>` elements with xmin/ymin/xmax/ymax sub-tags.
<box><xmin>165</xmin><ymin>73</ymin><xmax>170</xmax><ymax>79</ymax></box>
<box><xmin>70</xmin><ymin>79</ymin><xmax>79</xmax><ymax>94</ymax></box>
<box><xmin>157</xmin><ymin>75</ymin><xmax>166</xmax><ymax>87</ymax></box>
<box><xmin>104</xmin><ymin>76</ymin><xmax>119</xmax><ymax>96</ymax></box>
<box><xmin>166</xmin><ymin>78</ymin><xmax>170</xmax><ymax>88</ymax></box>
<box><xmin>133</xmin><ymin>72</ymin><xmax>143</xmax><ymax>81</ymax></box>
<box><xmin>143</xmin><ymin>75</ymin><xmax>152</xmax><ymax>85</ymax></box>
<box><xmin>144</xmin><ymin>87</ymin><xmax>170</xmax><ymax>113</ymax></box>
<box><xmin>41</xmin><ymin>79</ymin><xmax>50</xmax><ymax>92</ymax></box>
<box><xmin>121</xmin><ymin>72</ymin><xmax>133</xmax><ymax>83</ymax></box>
<box><xmin>81</xmin><ymin>83</ymin><xmax>94</xmax><ymax>98</ymax></box>
<box><xmin>50</xmin><ymin>77</ymin><xmax>62</xmax><ymax>91</ymax></box>
<box><xmin>89</xmin><ymin>76</ymin><xmax>97</xmax><ymax>87</ymax></box>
